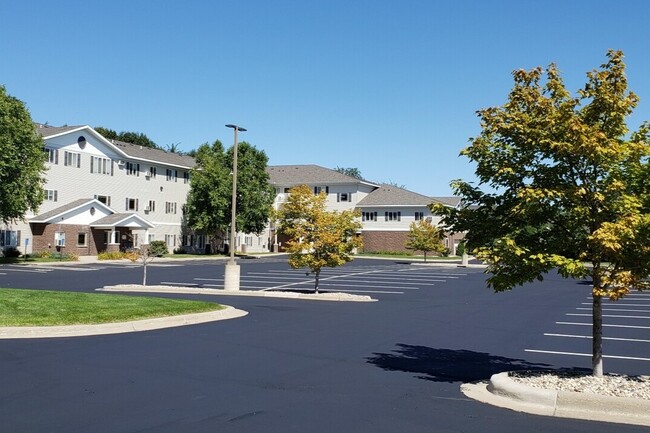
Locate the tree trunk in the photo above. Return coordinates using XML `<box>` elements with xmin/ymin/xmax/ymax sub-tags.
<box><xmin>592</xmin><ymin>266</ymin><xmax>603</xmax><ymax>377</ymax></box>
<box><xmin>314</xmin><ymin>269</ymin><xmax>320</xmax><ymax>294</ymax></box>
<box><xmin>592</xmin><ymin>293</ymin><xmax>603</xmax><ymax>377</ymax></box>
<box><xmin>424</xmin><ymin>251</ymin><xmax>427</xmax><ymax>262</ymax></box>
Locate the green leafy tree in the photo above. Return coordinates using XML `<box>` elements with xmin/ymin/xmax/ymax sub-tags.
<box><xmin>432</xmin><ymin>50</ymin><xmax>650</xmax><ymax>377</ymax></box>
<box><xmin>94</xmin><ymin>126</ymin><xmax>159</xmax><ymax>149</ymax></box>
<box><xmin>0</xmin><ymin>86</ymin><xmax>46</xmax><ymax>223</ymax></box>
<box><xmin>405</xmin><ymin>219</ymin><xmax>445</xmax><ymax>262</ymax></box>
<box><xmin>276</xmin><ymin>184</ymin><xmax>362</xmax><ymax>293</ymax></box>
<box><xmin>184</xmin><ymin>140</ymin><xmax>274</xmax><ymax>252</ymax></box>
<box><xmin>334</xmin><ymin>166</ymin><xmax>363</xmax><ymax>180</ymax></box>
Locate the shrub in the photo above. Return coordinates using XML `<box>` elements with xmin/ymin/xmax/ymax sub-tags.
<box><xmin>173</xmin><ymin>247</ymin><xmax>186</xmax><ymax>254</ymax></box>
<box><xmin>33</xmin><ymin>250</ymin><xmax>53</xmax><ymax>258</ymax></box>
<box><xmin>98</xmin><ymin>251</ymin><xmax>125</xmax><ymax>260</ymax></box>
<box><xmin>148</xmin><ymin>240</ymin><xmax>168</xmax><ymax>257</ymax></box>
<box><xmin>63</xmin><ymin>252</ymin><xmax>79</xmax><ymax>261</ymax></box>
<box><xmin>2</xmin><ymin>247</ymin><xmax>21</xmax><ymax>258</ymax></box>
<box><xmin>456</xmin><ymin>241</ymin><xmax>466</xmax><ymax>257</ymax></box>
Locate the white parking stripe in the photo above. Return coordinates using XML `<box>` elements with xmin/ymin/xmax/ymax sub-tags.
<box><xmin>3</xmin><ymin>268</ymin><xmax>49</xmax><ymax>273</ymax></box>
<box><xmin>576</xmin><ymin>307</ymin><xmax>650</xmax><ymax>313</ymax></box>
<box><xmin>557</xmin><ymin>321</ymin><xmax>650</xmax><ymax>330</ymax></box>
<box><xmin>566</xmin><ymin>313</ymin><xmax>650</xmax><ymax>319</ymax></box>
<box><xmin>544</xmin><ymin>333</ymin><xmax>650</xmax><ymax>343</ymax></box>
<box><xmin>160</xmin><ymin>281</ymin><xmax>199</xmax><ymax>286</ymax></box>
<box><xmin>525</xmin><ymin>349</ymin><xmax>650</xmax><ymax>362</ymax></box>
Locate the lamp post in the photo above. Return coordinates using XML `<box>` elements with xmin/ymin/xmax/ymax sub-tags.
<box><xmin>224</xmin><ymin>124</ymin><xmax>246</xmax><ymax>291</ymax></box>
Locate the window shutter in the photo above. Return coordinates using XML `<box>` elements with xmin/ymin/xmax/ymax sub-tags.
<box><xmin>16</xmin><ymin>231</ymin><xmax>21</xmax><ymax>246</ymax></box>
<box><xmin>137</xmin><ymin>163</ymin><xmax>140</xmax><ymax>176</ymax></box>
<box><xmin>337</xmin><ymin>193</ymin><xmax>340</xmax><ymax>202</ymax></box>
<box><xmin>126</xmin><ymin>198</ymin><xmax>129</xmax><ymax>211</ymax></box>
<box><xmin>64</xmin><ymin>152</ymin><xmax>68</xmax><ymax>166</ymax></box>
<box><xmin>90</xmin><ymin>157</ymin><xmax>94</xmax><ymax>173</ymax></box>
<box><xmin>77</xmin><ymin>154</ymin><xmax>81</xmax><ymax>168</ymax></box>
<box><xmin>111</xmin><ymin>161</ymin><xmax>114</xmax><ymax>176</ymax></box>
<box><xmin>136</xmin><ymin>199</ymin><xmax>139</xmax><ymax>211</ymax></box>
<box><xmin>54</xmin><ymin>191</ymin><xmax>58</xmax><ymax>202</ymax></box>
<box><xmin>107</xmin><ymin>196</ymin><xmax>111</xmax><ymax>207</ymax></box>
<box><xmin>326</xmin><ymin>186</ymin><xmax>329</xmax><ymax>194</ymax></box>
<box><xmin>55</xmin><ymin>149</ymin><xmax>59</xmax><ymax>164</ymax></box>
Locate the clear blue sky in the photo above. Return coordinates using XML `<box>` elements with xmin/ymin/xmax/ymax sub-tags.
<box><xmin>2</xmin><ymin>1</ymin><xmax>650</xmax><ymax>196</ymax></box>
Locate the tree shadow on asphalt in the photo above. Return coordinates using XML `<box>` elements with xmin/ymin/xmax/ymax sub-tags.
<box><xmin>366</xmin><ymin>344</ymin><xmax>567</xmax><ymax>383</ymax></box>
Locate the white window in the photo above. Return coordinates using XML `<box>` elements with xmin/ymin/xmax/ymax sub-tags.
<box><xmin>45</xmin><ymin>189</ymin><xmax>58</xmax><ymax>202</ymax></box>
<box><xmin>165</xmin><ymin>234</ymin><xmax>176</xmax><ymax>247</ymax></box>
<box><xmin>362</xmin><ymin>211</ymin><xmax>377</xmax><ymax>222</ymax></box>
<box><xmin>126</xmin><ymin>198</ymin><xmax>138</xmax><ymax>211</ymax></box>
<box><xmin>94</xmin><ymin>195</ymin><xmax>111</xmax><ymax>206</ymax></box>
<box><xmin>337</xmin><ymin>192</ymin><xmax>351</xmax><ymax>202</ymax></box>
<box><xmin>385</xmin><ymin>211</ymin><xmax>401</xmax><ymax>222</ymax></box>
<box><xmin>415</xmin><ymin>211</ymin><xmax>424</xmax><ymax>221</ymax></box>
<box><xmin>44</xmin><ymin>148</ymin><xmax>58</xmax><ymax>164</ymax></box>
<box><xmin>314</xmin><ymin>186</ymin><xmax>322</xmax><ymax>194</ymax></box>
<box><xmin>64</xmin><ymin>151</ymin><xmax>81</xmax><ymax>168</ymax></box>
<box><xmin>165</xmin><ymin>202</ymin><xmax>177</xmax><ymax>214</ymax></box>
<box><xmin>77</xmin><ymin>232</ymin><xmax>87</xmax><ymax>246</ymax></box>
<box><xmin>146</xmin><ymin>200</ymin><xmax>155</xmax><ymax>212</ymax></box>
<box><xmin>0</xmin><ymin>230</ymin><xmax>19</xmax><ymax>247</ymax></box>
<box><xmin>147</xmin><ymin>166</ymin><xmax>157</xmax><ymax>179</ymax></box>
<box><xmin>55</xmin><ymin>232</ymin><xmax>65</xmax><ymax>247</ymax></box>
<box><xmin>126</xmin><ymin>162</ymin><xmax>140</xmax><ymax>176</ymax></box>
<box><xmin>90</xmin><ymin>156</ymin><xmax>112</xmax><ymax>175</ymax></box>
<box><xmin>148</xmin><ymin>233</ymin><xmax>155</xmax><ymax>243</ymax></box>
<box><xmin>166</xmin><ymin>169</ymin><xmax>178</xmax><ymax>182</ymax></box>
<box><xmin>183</xmin><ymin>171</ymin><xmax>190</xmax><ymax>184</ymax></box>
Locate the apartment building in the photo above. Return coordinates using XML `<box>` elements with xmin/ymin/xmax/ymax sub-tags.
<box><xmin>2</xmin><ymin>124</ymin><xmax>196</xmax><ymax>256</ymax></box>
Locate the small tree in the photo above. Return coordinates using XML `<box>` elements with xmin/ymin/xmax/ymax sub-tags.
<box><xmin>405</xmin><ymin>219</ymin><xmax>445</xmax><ymax>262</ymax></box>
<box><xmin>124</xmin><ymin>240</ymin><xmax>168</xmax><ymax>285</ymax></box>
<box><xmin>433</xmin><ymin>50</ymin><xmax>650</xmax><ymax>377</ymax></box>
<box><xmin>277</xmin><ymin>185</ymin><xmax>362</xmax><ymax>293</ymax></box>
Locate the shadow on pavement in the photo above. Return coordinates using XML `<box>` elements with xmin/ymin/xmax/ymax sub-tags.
<box><xmin>366</xmin><ymin>344</ymin><xmax>559</xmax><ymax>383</ymax></box>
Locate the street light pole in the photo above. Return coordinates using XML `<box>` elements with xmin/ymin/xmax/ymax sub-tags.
<box><xmin>224</xmin><ymin>124</ymin><xmax>246</xmax><ymax>291</ymax></box>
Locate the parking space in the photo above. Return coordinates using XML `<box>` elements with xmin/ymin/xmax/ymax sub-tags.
<box><xmin>525</xmin><ymin>291</ymin><xmax>650</xmax><ymax>369</ymax></box>
<box><xmin>157</xmin><ymin>262</ymin><xmax>470</xmax><ymax>296</ymax></box>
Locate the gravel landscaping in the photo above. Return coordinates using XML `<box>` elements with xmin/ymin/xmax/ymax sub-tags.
<box><xmin>510</xmin><ymin>370</ymin><xmax>650</xmax><ymax>400</ymax></box>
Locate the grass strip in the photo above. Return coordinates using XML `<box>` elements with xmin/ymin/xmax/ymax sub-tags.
<box><xmin>0</xmin><ymin>288</ymin><xmax>223</xmax><ymax>326</ymax></box>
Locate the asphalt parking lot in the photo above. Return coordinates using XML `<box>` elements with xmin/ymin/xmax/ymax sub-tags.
<box><xmin>1</xmin><ymin>257</ymin><xmax>649</xmax><ymax>432</ymax></box>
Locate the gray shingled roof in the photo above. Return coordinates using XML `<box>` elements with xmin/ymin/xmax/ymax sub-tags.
<box><xmin>357</xmin><ymin>184</ymin><xmax>435</xmax><ymax>207</ymax></box>
<box><xmin>267</xmin><ymin>165</ymin><xmax>377</xmax><ymax>186</ymax></box>
<box><xmin>30</xmin><ymin>199</ymin><xmax>96</xmax><ymax>222</ymax></box>
<box><xmin>110</xmin><ymin>139</ymin><xmax>196</xmax><ymax>168</ymax></box>
<box><xmin>35</xmin><ymin>124</ymin><xmax>84</xmax><ymax>137</ymax></box>
<box><xmin>35</xmin><ymin>124</ymin><xmax>195</xmax><ymax>169</ymax></box>
<box><xmin>431</xmin><ymin>196</ymin><xmax>461</xmax><ymax>207</ymax></box>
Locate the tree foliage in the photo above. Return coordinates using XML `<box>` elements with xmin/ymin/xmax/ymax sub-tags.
<box><xmin>276</xmin><ymin>184</ymin><xmax>362</xmax><ymax>293</ymax></box>
<box><xmin>405</xmin><ymin>219</ymin><xmax>445</xmax><ymax>261</ymax></box>
<box><xmin>184</xmin><ymin>140</ymin><xmax>275</xmax><ymax>252</ymax></box>
<box><xmin>94</xmin><ymin>126</ymin><xmax>159</xmax><ymax>149</ymax></box>
<box><xmin>432</xmin><ymin>50</ymin><xmax>650</xmax><ymax>376</ymax></box>
<box><xmin>0</xmin><ymin>86</ymin><xmax>46</xmax><ymax>223</ymax></box>
<box><xmin>335</xmin><ymin>166</ymin><xmax>363</xmax><ymax>180</ymax></box>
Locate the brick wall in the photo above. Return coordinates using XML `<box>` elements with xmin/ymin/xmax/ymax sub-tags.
<box><xmin>30</xmin><ymin>224</ymin><xmax>133</xmax><ymax>256</ymax></box>
<box><xmin>361</xmin><ymin>231</ymin><xmax>410</xmax><ymax>253</ymax></box>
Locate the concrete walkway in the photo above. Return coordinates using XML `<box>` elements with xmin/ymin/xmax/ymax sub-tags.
<box><xmin>462</xmin><ymin>372</ymin><xmax>650</xmax><ymax>427</ymax></box>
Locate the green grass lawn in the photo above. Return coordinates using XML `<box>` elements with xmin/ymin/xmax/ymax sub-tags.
<box><xmin>0</xmin><ymin>288</ymin><xmax>223</xmax><ymax>326</ymax></box>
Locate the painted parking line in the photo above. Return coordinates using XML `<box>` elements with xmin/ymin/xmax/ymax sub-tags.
<box><xmin>557</xmin><ymin>321</ymin><xmax>650</xmax><ymax>330</ymax></box>
<box><xmin>27</xmin><ymin>266</ymin><xmax>100</xmax><ymax>272</ymax></box>
<box><xmin>159</xmin><ymin>281</ymin><xmax>200</xmax><ymax>286</ymax></box>
<box><xmin>544</xmin><ymin>333</ymin><xmax>650</xmax><ymax>343</ymax></box>
<box><xmin>524</xmin><ymin>349</ymin><xmax>650</xmax><ymax>362</ymax></box>
<box><xmin>3</xmin><ymin>268</ymin><xmax>49</xmax><ymax>273</ymax></box>
<box><xmin>566</xmin><ymin>313</ymin><xmax>650</xmax><ymax>320</ymax></box>
<box><xmin>576</xmin><ymin>307</ymin><xmax>650</xmax><ymax>313</ymax></box>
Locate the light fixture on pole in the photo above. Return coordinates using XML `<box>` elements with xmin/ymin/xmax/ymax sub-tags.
<box><xmin>223</xmin><ymin>124</ymin><xmax>246</xmax><ymax>291</ymax></box>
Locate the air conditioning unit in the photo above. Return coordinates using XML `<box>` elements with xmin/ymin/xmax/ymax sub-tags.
<box><xmin>144</xmin><ymin>206</ymin><xmax>151</xmax><ymax>212</ymax></box>
<box><xmin>145</xmin><ymin>174</ymin><xmax>151</xmax><ymax>180</ymax></box>
<box><xmin>117</xmin><ymin>160</ymin><xmax>125</xmax><ymax>166</ymax></box>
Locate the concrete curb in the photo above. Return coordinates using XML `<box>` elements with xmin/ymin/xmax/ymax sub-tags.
<box><xmin>462</xmin><ymin>372</ymin><xmax>650</xmax><ymax>426</ymax></box>
<box><xmin>99</xmin><ymin>285</ymin><xmax>377</xmax><ymax>302</ymax></box>
<box><xmin>0</xmin><ymin>306</ymin><xmax>248</xmax><ymax>339</ymax></box>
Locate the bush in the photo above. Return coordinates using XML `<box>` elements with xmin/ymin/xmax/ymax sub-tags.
<box><xmin>148</xmin><ymin>240</ymin><xmax>168</xmax><ymax>257</ymax></box>
<box><xmin>456</xmin><ymin>241</ymin><xmax>466</xmax><ymax>257</ymax></box>
<box><xmin>173</xmin><ymin>247</ymin><xmax>186</xmax><ymax>254</ymax></box>
<box><xmin>98</xmin><ymin>251</ymin><xmax>125</xmax><ymax>260</ymax></box>
<box><xmin>33</xmin><ymin>250</ymin><xmax>53</xmax><ymax>258</ymax></box>
<box><xmin>63</xmin><ymin>252</ymin><xmax>79</xmax><ymax>261</ymax></box>
<box><xmin>2</xmin><ymin>247</ymin><xmax>21</xmax><ymax>258</ymax></box>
